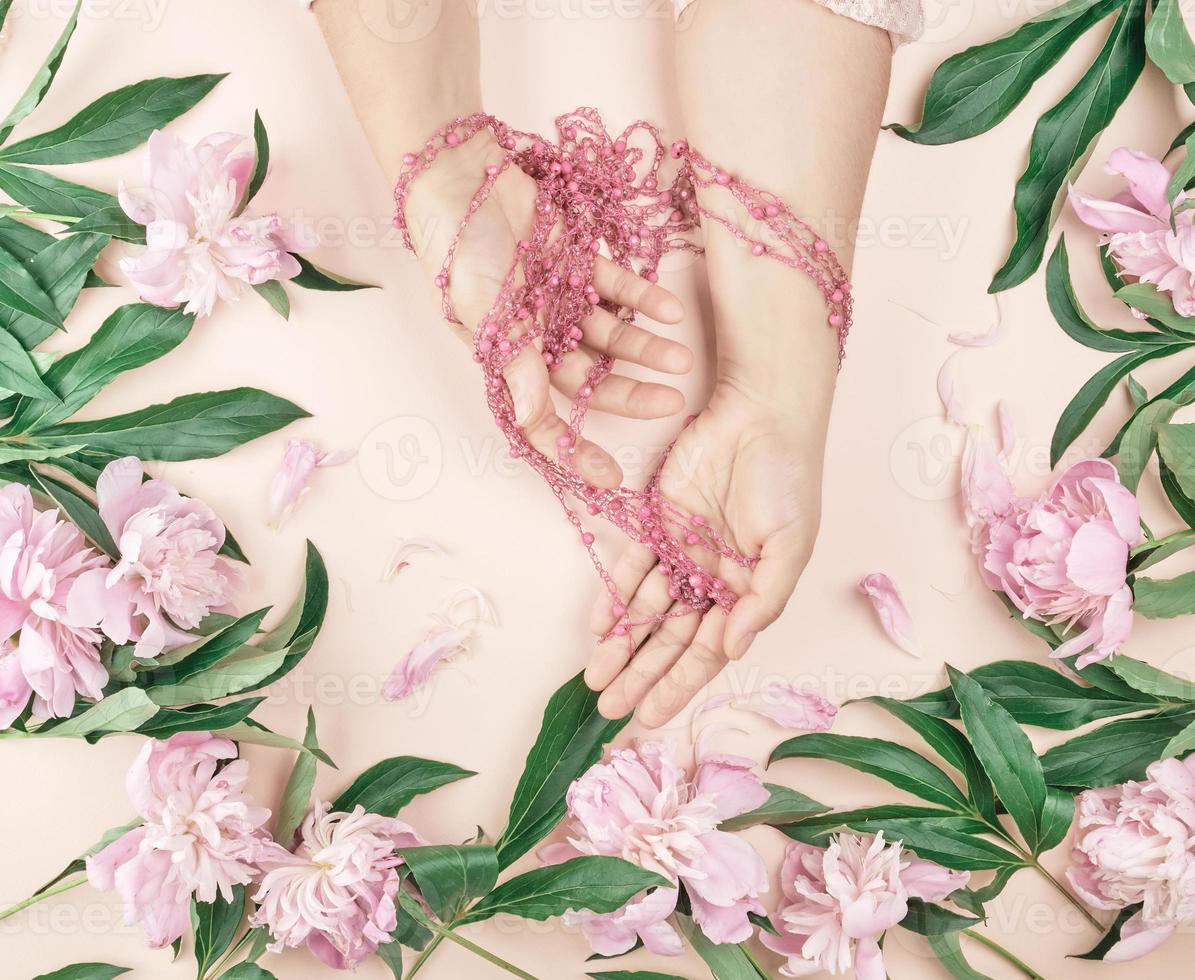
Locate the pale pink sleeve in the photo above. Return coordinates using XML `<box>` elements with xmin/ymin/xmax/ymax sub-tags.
<box><xmin>674</xmin><ymin>0</ymin><xmax>923</xmax><ymax>44</ymax></box>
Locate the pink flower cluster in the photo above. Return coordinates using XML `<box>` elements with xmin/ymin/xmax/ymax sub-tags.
<box><xmin>119</xmin><ymin>131</ymin><xmax>314</xmax><ymax>317</ymax></box>
<box><xmin>0</xmin><ymin>458</ymin><xmax>240</xmax><ymax>728</ymax></box>
<box><xmin>540</xmin><ymin>738</ymin><xmax>770</xmax><ymax>955</ymax></box>
<box><xmin>251</xmin><ymin>803</ymin><xmax>424</xmax><ymax>968</ymax></box>
<box><xmin>88</xmin><ymin>733</ymin><xmax>427</xmax><ymax>968</ymax></box>
<box><xmin>1068</xmin><ymin>756</ymin><xmax>1195</xmax><ymax>961</ymax></box>
<box><xmin>963</xmin><ymin>435</ymin><xmax>1142</xmax><ymax>667</ymax></box>
<box><xmin>87</xmin><ymin>733</ymin><xmax>270</xmax><ymax>947</ymax></box>
<box><xmin>763</xmin><ymin>834</ymin><xmax>969</xmax><ymax>978</ymax></box>
<box><xmin>1069</xmin><ymin>147</ymin><xmax>1195</xmax><ymax>317</ymax></box>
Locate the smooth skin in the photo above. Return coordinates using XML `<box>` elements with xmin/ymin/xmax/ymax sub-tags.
<box><xmin>315</xmin><ymin>0</ymin><xmax>890</xmax><ymax>725</ymax></box>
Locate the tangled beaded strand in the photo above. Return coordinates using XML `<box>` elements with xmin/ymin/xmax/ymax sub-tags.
<box><xmin>394</xmin><ymin>109</ymin><xmax>851</xmax><ymax>644</ymax></box>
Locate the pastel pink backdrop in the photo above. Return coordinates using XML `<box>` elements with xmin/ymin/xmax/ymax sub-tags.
<box><xmin>1</xmin><ymin>0</ymin><xmax>1193</xmax><ymax>977</ymax></box>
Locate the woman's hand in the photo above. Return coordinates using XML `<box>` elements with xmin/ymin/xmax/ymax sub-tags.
<box><xmin>404</xmin><ymin>133</ymin><xmax>694</xmax><ymax>487</ymax></box>
<box><xmin>585</xmin><ymin>379</ymin><xmax>827</xmax><ymax>727</ymax></box>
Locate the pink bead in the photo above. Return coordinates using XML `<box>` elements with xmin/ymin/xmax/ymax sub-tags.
<box><xmin>841</xmin><ymin>281</ymin><xmax>852</xmax><ymax>293</ymax></box>
<box><xmin>765</xmin><ymin>205</ymin><xmax>780</xmax><ymax>217</ymax></box>
<box><xmin>638</xmin><ymin>506</ymin><xmax>651</xmax><ymax>520</ymax></box>
<box><xmin>751</xmin><ymin>207</ymin><xmax>765</xmax><ymax>220</ymax></box>
<box><xmin>688</xmin><ymin>573</ymin><xmax>703</xmax><ymax>588</ymax></box>
<box><xmin>613</xmin><ymin>624</ymin><xmax>628</xmax><ymax>636</ymax></box>
<box><xmin>658</xmin><ymin>191</ymin><xmax>672</xmax><ymax>205</ymax></box>
<box><xmin>685</xmin><ymin>533</ymin><xmax>700</xmax><ymax>546</ymax></box>
<box><xmin>579</xmin><ymin>385</ymin><xmax>593</xmax><ymax>398</ymax></box>
<box><xmin>715</xmin><ymin>171</ymin><xmax>731</xmax><ymax>186</ymax></box>
<box><xmin>446</xmin><ymin>132</ymin><xmax>461</xmax><ymax>146</ymax></box>
<box><xmin>829</xmin><ymin>313</ymin><xmax>843</xmax><ymax>327</ymax></box>
<box><xmin>814</xmin><ymin>238</ymin><xmax>828</xmax><ymax>252</ymax></box>
<box><xmin>590</xmin><ymin>240</ymin><xmax>601</xmax><ymax>254</ymax></box>
<box><xmin>402</xmin><ymin>153</ymin><xmax>417</xmax><ymax>165</ymax></box>
<box><xmin>831</xmin><ymin>289</ymin><xmax>844</xmax><ymax>303</ymax></box>
<box><xmin>671</xmin><ymin>140</ymin><xmax>688</xmax><ymax>158</ymax></box>
<box><xmin>478</xmin><ymin>339</ymin><xmax>492</xmax><ymax>353</ymax></box>
<box><xmin>751</xmin><ymin>243</ymin><xmax>765</xmax><ymax>256</ymax></box>
<box><xmin>581</xmin><ymin>532</ymin><xmax>595</xmax><ymax>545</ymax></box>
<box><xmin>645</xmin><ymin>271</ymin><xmax>658</xmax><ymax>283</ymax></box>
<box><xmin>433</xmin><ymin>274</ymin><xmax>447</xmax><ymax>288</ymax></box>
<box><xmin>692</xmin><ymin>515</ymin><xmax>707</xmax><ymax>526</ymax></box>
<box><xmin>486</xmin><ymin>164</ymin><xmax>500</xmax><ymax>177</ymax></box>
<box><xmin>568</xmin><ymin>274</ymin><xmax>583</xmax><ymax>288</ymax></box>
<box><xmin>587</xmin><ymin>502</ymin><xmax>600</xmax><ymax>515</ymax></box>
<box><xmin>499</xmin><ymin>340</ymin><xmax>512</xmax><ymax>352</ymax></box>
<box><xmin>586</xmin><ymin>292</ymin><xmax>600</xmax><ymax>305</ymax></box>
<box><xmin>612</xmin><ymin>602</ymin><xmax>627</xmax><ymax>617</ymax></box>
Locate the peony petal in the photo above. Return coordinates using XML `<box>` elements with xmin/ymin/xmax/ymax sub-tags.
<box><xmin>382</xmin><ymin>625</ymin><xmax>470</xmax><ymax>701</ymax></box>
<box><xmin>937</xmin><ymin>349</ymin><xmax>967</xmax><ymax>425</ymax></box>
<box><xmin>1065</xmin><ymin>521</ymin><xmax>1130</xmax><ymax>596</ymax></box>
<box><xmin>730</xmin><ymin>680</ymin><xmax>838</xmax><ymax>732</ymax></box>
<box><xmin>1106</xmin><ymin>147</ymin><xmax>1174</xmax><ymax>222</ymax></box>
<box><xmin>858</xmin><ymin>573</ymin><xmax>921</xmax><ymax>658</ymax></box>
<box><xmin>901</xmin><ymin>858</ymin><xmax>970</xmax><ymax>902</ymax></box>
<box><xmin>383</xmin><ymin>537</ymin><xmax>446</xmax><ymax>582</ymax></box>
<box><xmin>1068</xmin><ymin>183</ymin><xmax>1165</xmax><ymax>234</ymax></box>
<box><xmin>1104</xmin><ymin>911</ymin><xmax>1174</xmax><ymax>962</ymax></box>
<box><xmin>997</xmin><ymin>401</ymin><xmax>1015</xmax><ymax>458</ymax></box>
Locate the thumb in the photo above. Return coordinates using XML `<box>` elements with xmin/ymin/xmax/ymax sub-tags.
<box><xmin>723</xmin><ymin>531</ymin><xmax>808</xmax><ymax>662</ymax></box>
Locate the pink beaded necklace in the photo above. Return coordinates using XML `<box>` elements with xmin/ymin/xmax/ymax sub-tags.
<box><xmin>394</xmin><ymin>108</ymin><xmax>851</xmax><ymax>644</ymax></box>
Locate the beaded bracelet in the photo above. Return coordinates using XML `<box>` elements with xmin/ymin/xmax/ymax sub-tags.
<box><xmin>394</xmin><ymin>108</ymin><xmax>851</xmax><ymax>642</ymax></box>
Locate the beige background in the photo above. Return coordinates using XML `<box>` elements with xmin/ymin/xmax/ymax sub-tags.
<box><xmin>2</xmin><ymin>0</ymin><xmax>1194</xmax><ymax>977</ymax></box>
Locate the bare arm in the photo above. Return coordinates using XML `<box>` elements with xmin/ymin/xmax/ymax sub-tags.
<box><xmin>589</xmin><ymin>0</ymin><xmax>892</xmax><ymax>724</ymax></box>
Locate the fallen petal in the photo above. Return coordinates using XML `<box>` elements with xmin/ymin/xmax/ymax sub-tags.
<box><xmin>384</xmin><ymin>537</ymin><xmax>446</xmax><ymax>582</ymax></box>
<box><xmin>858</xmin><ymin>573</ymin><xmax>922</xmax><ymax>658</ymax></box>
<box><xmin>937</xmin><ymin>349</ymin><xmax>967</xmax><ymax>426</ymax></box>
<box><xmin>732</xmin><ymin>681</ymin><xmax>837</xmax><ymax>731</ymax></box>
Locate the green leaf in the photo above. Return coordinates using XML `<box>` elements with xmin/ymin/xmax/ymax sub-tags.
<box><xmin>1161</xmin><ymin>455</ymin><xmax>1195</xmax><ymax>526</ymax></box>
<box><xmin>145</xmin><ymin>651</ymin><xmax>285</xmax><ymax>706</ymax></box>
<box><xmin>275</xmin><ymin>708</ymin><xmax>321</xmax><ymax>844</ymax></box>
<box><xmin>32</xmin><ymin>967</ymin><xmax>130</xmax><ymax>980</ymax></box>
<box><xmin>905</xmin><ymin>659</ymin><xmax>1155</xmax><ymax>730</ymax></box>
<box><xmin>254</xmin><ymin>280</ymin><xmax>290</xmax><ymax>319</ymax></box>
<box><xmin>1115</xmin><ymin>283</ymin><xmax>1195</xmax><ymax>334</ymax></box>
<box><xmin>1037</xmin><ymin>786</ymin><xmax>1077</xmax><ymax>852</ymax></box>
<box><xmin>495</xmin><ymin>671</ymin><xmax>631</xmax><ymax>869</ymax></box>
<box><xmin>0</xmin><ymin>240</ymin><xmax>65</xmax><ymax>336</ymax></box>
<box><xmin>0</xmin><ymin>0</ymin><xmax>13</xmax><ymax>33</ymax></box>
<box><xmin>1131</xmin><ymin>572</ymin><xmax>1195</xmax><ymax>618</ymax></box>
<box><xmin>675</xmin><ymin>915</ymin><xmax>766</xmax><ymax>980</ymax></box>
<box><xmin>805</xmin><ymin>816</ymin><xmax>1026</xmax><ymax>870</ymax></box>
<box><xmin>241</xmin><ymin>540</ymin><xmax>328</xmax><ymax>691</ymax></box>
<box><xmin>333</xmin><ymin>757</ymin><xmax>475</xmax><ymax>817</ymax></box>
<box><xmin>1051</xmin><ymin>344</ymin><xmax>1182</xmax><ymax>466</ymax></box>
<box><xmin>860</xmin><ymin>696</ymin><xmax>996</xmax><ymax>820</ymax></box>
<box><xmin>589</xmin><ymin>973</ymin><xmax>692</xmax><ymax>980</ymax></box>
<box><xmin>1045</xmin><ymin>240</ymin><xmax>1170</xmax><ymax>352</ymax></box>
<box><xmin>1127</xmin><ymin>374</ymin><xmax>1149</xmax><ymax>407</ymax></box>
<box><xmin>191</xmin><ymin>887</ymin><xmax>245</xmax><ymax>980</ymax></box>
<box><xmin>1116</xmin><ymin>397</ymin><xmax>1180</xmax><ymax>491</ymax></box>
<box><xmin>0</xmin><ymin>325</ymin><xmax>58</xmax><ymax>401</ymax></box>
<box><xmin>990</xmin><ymin>0</ymin><xmax>1146</xmax><ymax>292</ymax></box>
<box><xmin>376</xmin><ymin>941</ymin><xmax>405</xmax><ymax>979</ymax></box>
<box><xmin>1041</xmin><ymin>710</ymin><xmax>1195</xmax><ymax>786</ymax></box>
<box><xmin>769</xmin><ymin>733</ymin><xmax>969</xmax><ymax>810</ymax></box>
<box><xmin>1130</xmin><ymin>529</ymin><xmax>1195</xmax><ymax>572</ymax></box>
<box><xmin>0</xmin><ymin>75</ymin><xmax>227</xmax><ymax>165</ymax></box>
<box><xmin>142</xmin><ymin>608</ymin><xmax>269</xmax><ymax>685</ymax></box>
<box><xmin>718</xmin><ymin>783</ymin><xmax>828</xmax><ymax>831</ymax></box>
<box><xmin>1075</xmin><ymin>903</ymin><xmax>1140</xmax><ymax>959</ymax></box>
<box><xmin>9</xmin><ymin>304</ymin><xmax>194</xmax><ymax>432</ymax></box>
<box><xmin>1109</xmin><ymin>654</ymin><xmax>1195</xmax><ymax>698</ymax></box>
<box><xmin>292</xmin><ymin>254</ymin><xmax>376</xmax><ymax>291</ymax></box>
<box><xmin>889</xmin><ymin>0</ymin><xmax>1120</xmax><ymax>145</ymax></box>
<box><xmin>456</xmin><ymin>856</ymin><xmax>667</xmax><ymax>926</ymax></box>
<box><xmin>42</xmin><ymin>688</ymin><xmax>158</xmax><ymax>736</ymax></box>
<box><xmin>24</xmin><ymin>476</ymin><xmax>100</xmax><ymax>546</ymax></box>
<box><xmin>36</xmin><ymin>387</ymin><xmax>309</xmax><ymax>460</ymax></box>
<box><xmin>0</xmin><ymin>165</ymin><xmax>125</xmax><ymax>226</ymax></box>
<box><xmin>242</xmin><ymin>111</ymin><xmax>270</xmax><ymax>212</ymax></box>
<box><xmin>900</xmin><ymin>898</ymin><xmax>981</xmax><ymax>935</ymax></box>
<box><xmin>133</xmin><ymin>698</ymin><xmax>264</xmax><ymax>739</ymax></box>
<box><xmin>1157</xmin><ymin>423</ymin><xmax>1195</xmax><ymax>499</ymax></box>
<box><xmin>0</xmin><ymin>438</ymin><xmax>83</xmax><ymax>466</ymax></box>
<box><xmin>213</xmin><ymin>718</ymin><xmax>332</xmax><ymax>762</ymax></box>
<box><xmin>0</xmin><ymin>0</ymin><xmax>82</xmax><ymax>144</ymax></box>
<box><xmin>67</xmin><ymin>206</ymin><xmax>147</xmax><ymax>241</ymax></box>
<box><xmin>1163</xmin><ymin>717</ymin><xmax>1195</xmax><ymax>757</ymax></box>
<box><xmin>0</xmin><ymin>232</ymin><xmax>109</xmax><ymax>350</ymax></box>
<box><xmin>216</xmin><ymin>967</ymin><xmax>275</xmax><ymax>980</ymax></box>
<box><xmin>949</xmin><ymin>667</ymin><xmax>1051</xmax><ymax>852</ymax></box>
<box><xmin>397</xmin><ymin>844</ymin><xmax>499</xmax><ymax>921</ymax></box>
<box><xmin>928</xmin><ymin>933</ymin><xmax>995</xmax><ymax>980</ymax></box>
<box><xmin>1146</xmin><ymin>0</ymin><xmax>1195</xmax><ymax>82</ymax></box>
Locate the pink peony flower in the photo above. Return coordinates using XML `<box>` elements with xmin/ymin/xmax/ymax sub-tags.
<box><xmin>762</xmin><ymin>833</ymin><xmax>969</xmax><ymax>978</ymax></box>
<box><xmin>858</xmin><ymin>573</ymin><xmax>921</xmax><ymax>658</ymax></box>
<box><xmin>268</xmin><ymin>439</ymin><xmax>353</xmax><ymax>529</ymax></box>
<box><xmin>1067</xmin><ymin>756</ymin><xmax>1195</xmax><ymax>961</ymax></box>
<box><xmin>86</xmin><ymin>733</ymin><xmax>271</xmax><ymax>948</ymax></box>
<box><xmin>1069</xmin><ymin>148</ymin><xmax>1195</xmax><ymax>317</ymax></box>
<box><xmin>68</xmin><ymin>457</ymin><xmax>242</xmax><ymax>660</ymax></box>
<box><xmin>251</xmin><ymin>802</ymin><xmax>425</xmax><ymax>969</ymax></box>
<box><xmin>119</xmin><ymin>130</ymin><xmax>314</xmax><ymax>317</ymax></box>
<box><xmin>962</xmin><ymin>434</ymin><xmax>1142</xmax><ymax>667</ymax></box>
<box><xmin>539</xmin><ymin>739</ymin><xmax>770</xmax><ymax>956</ymax></box>
<box><xmin>0</xmin><ymin>483</ymin><xmax>109</xmax><ymax>727</ymax></box>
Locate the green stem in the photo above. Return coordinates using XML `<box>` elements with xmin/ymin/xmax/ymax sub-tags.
<box><xmin>963</xmin><ymin>928</ymin><xmax>1048</xmax><ymax>980</ymax></box>
<box><xmin>1131</xmin><ymin>528</ymin><xmax>1195</xmax><ymax>556</ymax></box>
<box><xmin>975</xmin><ymin>815</ymin><xmax>1102</xmax><ymax>932</ymax></box>
<box><xmin>398</xmin><ymin>896</ymin><xmax>538</xmax><ymax>980</ymax></box>
<box><xmin>207</xmin><ymin>927</ymin><xmax>254</xmax><ymax>980</ymax></box>
<box><xmin>740</xmin><ymin>942</ymin><xmax>772</xmax><ymax>979</ymax></box>
<box><xmin>404</xmin><ymin>933</ymin><xmax>446</xmax><ymax>979</ymax></box>
<box><xmin>0</xmin><ymin>874</ymin><xmax>86</xmax><ymax>921</ymax></box>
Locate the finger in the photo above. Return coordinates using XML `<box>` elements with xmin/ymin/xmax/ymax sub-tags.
<box><xmin>582</xmin><ymin>307</ymin><xmax>693</xmax><ymax>374</ymax></box>
<box><xmin>722</xmin><ymin>532</ymin><xmax>808</xmax><ymax>663</ymax></box>
<box><xmin>638</xmin><ymin>608</ymin><xmax>730</xmax><ymax>729</ymax></box>
<box><xmin>587</xmin><ymin>564</ymin><xmax>674</xmax><ymax>693</ymax></box>
<box><xmin>503</xmin><ymin>347</ymin><xmax>622</xmax><ymax>489</ymax></box>
<box><xmin>599</xmin><ymin>606</ymin><xmax>726</xmax><ymax>722</ymax></box>
<box><xmin>588</xmin><ymin>543</ymin><xmax>657</xmax><ymax>636</ymax></box>
<box><xmin>592</xmin><ymin>256</ymin><xmax>683</xmax><ymax>323</ymax></box>
<box><xmin>550</xmin><ymin>347</ymin><xmax>685</xmax><ymax>420</ymax></box>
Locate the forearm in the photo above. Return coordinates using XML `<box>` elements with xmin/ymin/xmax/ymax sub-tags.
<box><xmin>676</xmin><ymin>0</ymin><xmax>891</xmax><ymax>417</ymax></box>
<box><xmin>313</xmin><ymin>0</ymin><xmax>483</xmax><ymax>179</ymax></box>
